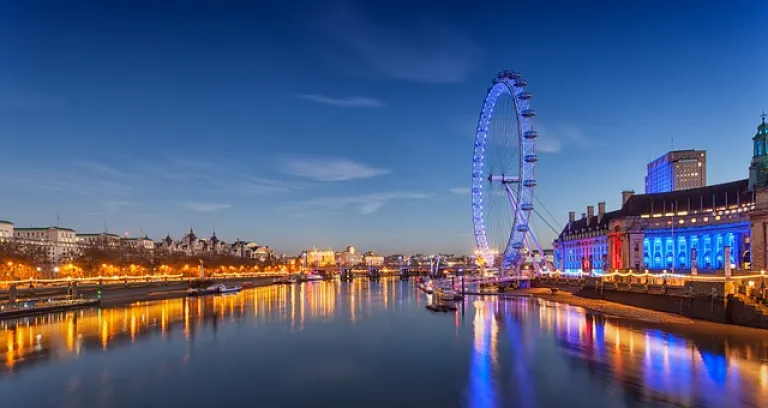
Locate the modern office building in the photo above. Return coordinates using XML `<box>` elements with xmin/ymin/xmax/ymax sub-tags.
<box><xmin>645</xmin><ymin>150</ymin><xmax>707</xmax><ymax>193</ymax></box>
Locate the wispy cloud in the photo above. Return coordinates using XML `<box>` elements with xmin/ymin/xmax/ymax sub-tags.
<box><xmin>449</xmin><ymin>187</ymin><xmax>470</xmax><ymax>195</ymax></box>
<box><xmin>71</xmin><ymin>160</ymin><xmax>125</xmax><ymax>177</ymax></box>
<box><xmin>297</xmin><ymin>192</ymin><xmax>428</xmax><ymax>215</ymax></box>
<box><xmin>536</xmin><ymin>129</ymin><xmax>563</xmax><ymax>153</ymax></box>
<box><xmin>149</xmin><ymin>156</ymin><xmax>300</xmax><ymax>194</ymax></box>
<box><xmin>298</xmin><ymin>94</ymin><xmax>384</xmax><ymax>108</ymax></box>
<box><xmin>537</xmin><ymin>124</ymin><xmax>601</xmax><ymax>154</ymax></box>
<box><xmin>228</xmin><ymin>177</ymin><xmax>293</xmax><ymax>194</ymax></box>
<box><xmin>279</xmin><ymin>156</ymin><xmax>390</xmax><ymax>182</ymax></box>
<box><xmin>315</xmin><ymin>3</ymin><xmax>479</xmax><ymax>84</ymax></box>
<box><xmin>180</xmin><ymin>202</ymin><xmax>232</xmax><ymax>212</ymax></box>
<box><xmin>100</xmin><ymin>200</ymin><xmax>132</xmax><ymax>212</ymax></box>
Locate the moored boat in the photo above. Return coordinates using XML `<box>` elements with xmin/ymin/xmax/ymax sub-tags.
<box><xmin>187</xmin><ymin>283</ymin><xmax>242</xmax><ymax>296</ymax></box>
<box><xmin>273</xmin><ymin>275</ymin><xmax>299</xmax><ymax>284</ymax></box>
<box><xmin>435</xmin><ymin>287</ymin><xmax>463</xmax><ymax>301</ymax></box>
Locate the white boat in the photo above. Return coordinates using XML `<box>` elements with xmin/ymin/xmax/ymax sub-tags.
<box><xmin>187</xmin><ymin>283</ymin><xmax>242</xmax><ymax>296</ymax></box>
<box><xmin>305</xmin><ymin>274</ymin><xmax>323</xmax><ymax>281</ymax></box>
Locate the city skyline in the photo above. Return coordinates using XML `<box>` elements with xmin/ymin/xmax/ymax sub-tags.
<box><xmin>1</xmin><ymin>1</ymin><xmax>766</xmax><ymax>254</ymax></box>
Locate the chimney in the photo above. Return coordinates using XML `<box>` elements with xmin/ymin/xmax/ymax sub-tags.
<box><xmin>598</xmin><ymin>202</ymin><xmax>606</xmax><ymax>222</ymax></box>
<box><xmin>581</xmin><ymin>212</ymin><xmax>587</xmax><ymax>219</ymax></box>
<box><xmin>587</xmin><ymin>205</ymin><xmax>594</xmax><ymax>225</ymax></box>
<box><xmin>622</xmin><ymin>190</ymin><xmax>635</xmax><ymax>206</ymax></box>
<box><xmin>568</xmin><ymin>211</ymin><xmax>575</xmax><ymax>230</ymax></box>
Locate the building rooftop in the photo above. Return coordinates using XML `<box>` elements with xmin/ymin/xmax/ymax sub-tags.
<box><xmin>0</xmin><ymin>220</ymin><xmax>13</xmax><ymax>225</ymax></box>
<box><xmin>556</xmin><ymin>178</ymin><xmax>752</xmax><ymax>241</ymax></box>
<box><xmin>15</xmin><ymin>226</ymin><xmax>76</xmax><ymax>232</ymax></box>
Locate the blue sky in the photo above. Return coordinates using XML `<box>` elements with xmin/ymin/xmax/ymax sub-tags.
<box><xmin>0</xmin><ymin>0</ymin><xmax>766</xmax><ymax>255</ymax></box>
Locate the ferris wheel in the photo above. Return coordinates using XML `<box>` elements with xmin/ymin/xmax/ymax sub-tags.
<box><xmin>471</xmin><ymin>70</ymin><xmax>548</xmax><ymax>275</ymax></box>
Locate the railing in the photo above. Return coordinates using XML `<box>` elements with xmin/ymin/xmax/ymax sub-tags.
<box><xmin>0</xmin><ymin>271</ymin><xmax>287</xmax><ymax>288</ymax></box>
<box><xmin>538</xmin><ymin>270</ymin><xmax>768</xmax><ymax>295</ymax></box>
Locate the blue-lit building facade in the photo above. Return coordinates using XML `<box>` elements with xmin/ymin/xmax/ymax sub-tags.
<box><xmin>554</xmin><ymin>181</ymin><xmax>754</xmax><ymax>274</ymax></box>
<box><xmin>554</xmin><ymin>117</ymin><xmax>768</xmax><ymax>274</ymax></box>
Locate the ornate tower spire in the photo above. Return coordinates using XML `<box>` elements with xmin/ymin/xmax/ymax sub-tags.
<box><xmin>749</xmin><ymin>112</ymin><xmax>768</xmax><ymax>190</ymax></box>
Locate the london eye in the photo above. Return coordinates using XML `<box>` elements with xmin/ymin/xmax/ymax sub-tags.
<box><xmin>471</xmin><ymin>70</ymin><xmax>550</xmax><ymax>276</ymax></box>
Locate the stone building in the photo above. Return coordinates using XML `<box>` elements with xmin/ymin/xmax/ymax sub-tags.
<box><xmin>337</xmin><ymin>246</ymin><xmax>362</xmax><ymax>266</ymax></box>
<box><xmin>120</xmin><ymin>236</ymin><xmax>155</xmax><ymax>251</ymax></box>
<box><xmin>14</xmin><ymin>226</ymin><xmax>79</xmax><ymax>263</ymax></box>
<box><xmin>76</xmin><ymin>233</ymin><xmax>121</xmax><ymax>248</ymax></box>
<box><xmin>554</xmin><ymin>116</ymin><xmax>766</xmax><ymax>274</ymax></box>
<box><xmin>158</xmin><ymin>229</ymin><xmax>228</xmax><ymax>256</ymax></box>
<box><xmin>362</xmin><ymin>251</ymin><xmax>384</xmax><ymax>267</ymax></box>
<box><xmin>0</xmin><ymin>220</ymin><xmax>13</xmax><ymax>242</ymax></box>
<box><xmin>305</xmin><ymin>247</ymin><xmax>336</xmax><ymax>266</ymax></box>
<box><xmin>746</xmin><ymin>113</ymin><xmax>768</xmax><ymax>270</ymax></box>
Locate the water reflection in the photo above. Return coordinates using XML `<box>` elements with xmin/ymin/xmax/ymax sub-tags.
<box><xmin>1</xmin><ymin>279</ymin><xmax>767</xmax><ymax>408</ymax></box>
<box><xmin>467</xmin><ymin>298</ymin><xmax>768</xmax><ymax>407</ymax></box>
<box><xmin>541</xmin><ymin>300</ymin><xmax>768</xmax><ymax>407</ymax></box>
<box><xmin>1</xmin><ymin>281</ymin><xmax>341</xmax><ymax>376</ymax></box>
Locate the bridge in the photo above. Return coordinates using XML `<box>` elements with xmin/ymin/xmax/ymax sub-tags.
<box><xmin>309</xmin><ymin>264</ymin><xmax>480</xmax><ymax>278</ymax></box>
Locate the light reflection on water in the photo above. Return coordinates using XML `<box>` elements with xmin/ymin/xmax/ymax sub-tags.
<box><xmin>0</xmin><ymin>279</ymin><xmax>766</xmax><ymax>408</ymax></box>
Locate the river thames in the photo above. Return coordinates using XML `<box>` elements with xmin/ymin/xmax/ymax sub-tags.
<box><xmin>1</xmin><ymin>279</ymin><xmax>767</xmax><ymax>407</ymax></box>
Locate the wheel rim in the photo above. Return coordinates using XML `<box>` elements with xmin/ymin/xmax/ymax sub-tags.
<box><xmin>472</xmin><ymin>71</ymin><xmax>537</xmax><ymax>274</ymax></box>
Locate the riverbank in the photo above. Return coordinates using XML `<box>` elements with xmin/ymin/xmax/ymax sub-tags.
<box><xmin>96</xmin><ymin>277</ymin><xmax>275</xmax><ymax>307</ymax></box>
<box><xmin>0</xmin><ymin>277</ymin><xmax>275</xmax><ymax>318</ymax></box>
<box><xmin>507</xmin><ymin>288</ymin><xmax>695</xmax><ymax>324</ymax></box>
<box><xmin>502</xmin><ymin>288</ymin><xmax>768</xmax><ymax>340</ymax></box>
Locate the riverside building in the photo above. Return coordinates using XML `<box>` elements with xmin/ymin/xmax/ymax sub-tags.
<box><xmin>554</xmin><ymin>116</ymin><xmax>768</xmax><ymax>274</ymax></box>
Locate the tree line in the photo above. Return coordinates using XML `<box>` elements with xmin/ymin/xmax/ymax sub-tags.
<box><xmin>1</xmin><ymin>240</ymin><xmax>279</xmax><ymax>279</ymax></box>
